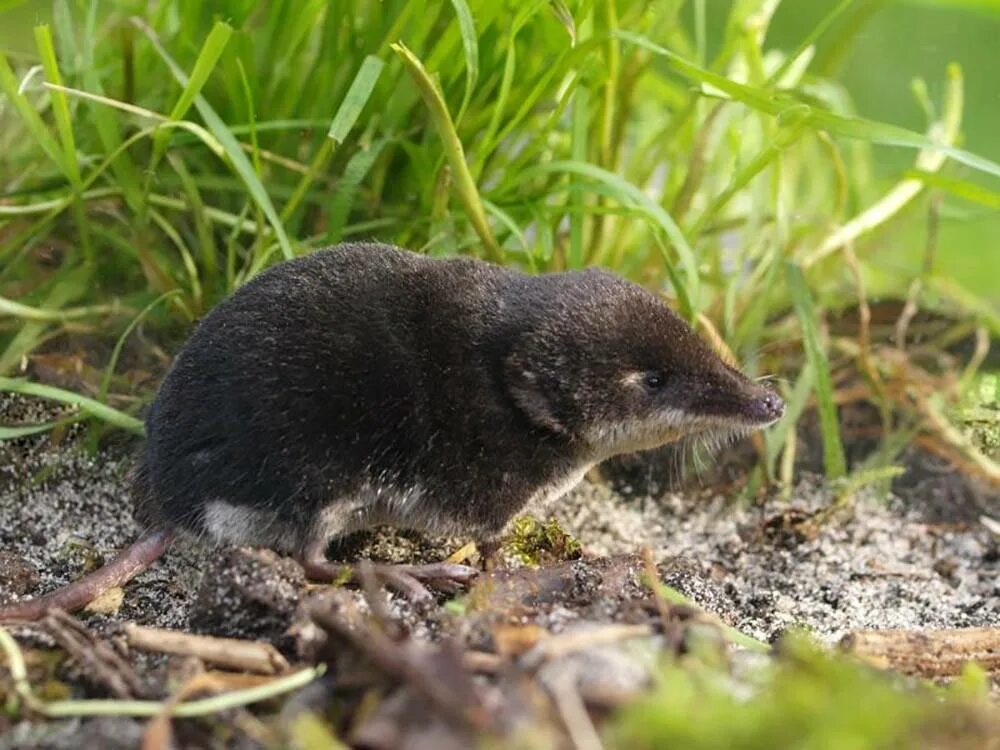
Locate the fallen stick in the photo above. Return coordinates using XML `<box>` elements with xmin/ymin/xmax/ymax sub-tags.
<box><xmin>45</xmin><ymin>609</ymin><xmax>148</xmax><ymax>699</ymax></box>
<box><xmin>0</xmin><ymin>624</ymin><xmax>322</xmax><ymax>719</ymax></box>
<box><xmin>524</xmin><ymin>624</ymin><xmax>654</xmax><ymax>666</ymax></box>
<box><xmin>840</xmin><ymin>627</ymin><xmax>1000</xmax><ymax>678</ymax></box>
<box><xmin>125</xmin><ymin>624</ymin><xmax>290</xmax><ymax>675</ymax></box>
<box><xmin>545</xmin><ymin>670</ymin><xmax>605</xmax><ymax>750</ymax></box>
<box><xmin>461</xmin><ymin>650</ymin><xmax>505</xmax><ymax>674</ymax></box>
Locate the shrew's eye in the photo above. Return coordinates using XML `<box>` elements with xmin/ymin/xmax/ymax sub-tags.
<box><xmin>643</xmin><ymin>372</ymin><xmax>666</xmax><ymax>390</ymax></box>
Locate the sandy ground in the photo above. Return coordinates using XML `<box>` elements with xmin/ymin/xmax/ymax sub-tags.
<box><xmin>555</xmin><ymin>479</ymin><xmax>998</xmax><ymax>641</ymax></box>
<box><xmin>2</xmin><ymin>393</ymin><xmax>997</xmax><ymax>644</ymax></box>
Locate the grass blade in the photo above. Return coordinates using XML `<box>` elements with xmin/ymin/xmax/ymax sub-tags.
<box><xmin>0</xmin><ymin>421</ymin><xmax>76</xmax><ymax>440</ymax></box>
<box><xmin>149</xmin><ymin>207</ymin><xmax>202</xmax><ymax>309</ymax></box>
<box><xmin>482</xmin><ymin>199</ymin><xmax>532</xmax><ymax>268</ymax></box>
<box><xmin>903</xmin><ymin>169</ymin><xmax>1000</xmax><ymax>210</ymax></box>
<box><xmin>327</xmin><ymin>139</ymin><xmax>389</xmax><ymax>244</ymax></box>
<box><xmin>0</xmin><ymin>52</ymin><xmax>67</xmax><ymax>175</ymax></box>
<box><xmin>168</xmin><ymin>152</ymin><xmax>219</xmax><ymax>283</ymax></box>
<box><xmin>549</xmin><ymin>0</ymin><xmax>577</xmax><ymax>45</ymax></box>
<box><xmin>11</xmin><ymin>25</ymin><xmax>95</xmax><ymax>269</ymax></box>
<box><xmin>146</xmin><ymin>18</ymin><xmax>231</xmax><ymax>212</ymax></box>
<box><xmin>568</xmin><ymin>87</ymin><xmax>589</xmax><ymax>269</ymax></box>
<box><xmin>616</xmin><ymin>30</ymin><xmax>1000</xmax><ymax>182</ymax></box>
<box><xmin>280</xmin><ymin>138</ymin><xmax>334</xmax><ymax>228</ymax></box>
<box><xmin>785</xmin><ymin>262</ymin><xmax>847</xmax><ymax>479</ymax></box>
<box><xmin>78</xmin><ymin>0</ymin><xmax>143</xmax><ymax>212</ymax></box>
<box><xmin>0</xmin><ymin>295</ymin><xmax>118</xmax><ymax>321</ymax></box>
<box><xmin>447</xmin><ymin>0</ymin><xmax>479</xmax><ymax>124</ymax></box>
<box><xmin>767</xmin><ymin>0</ymin><xmax>857</xmax><ymax>85</ymax></box>
<box><xmin>807</xmin><ymin>63</ymin><xmax>963</xmax><ymax>266</ymax></box>
<box><xmin>134</xmin><ymin>18</ymin><xmax>295</xmax><ymax>261</ymax></box>
<box><xmin>392</xmin><ymin>42</ymin><xmax>500</xmax><ymax>261</ymax></box>
<box><xmin>473</xmin><ymin>22</ymin><xmax>517</xmax><ymax>179</ymax></box>
<box><xmin>328</xmin><ymin>55</ymin><xmax>385</xmax><ymax>145</ymax></box>
<box><xmin>471</xmin><ymin>0</ymin><xmax>549</xmax><ymax>177</ymax></box>
<box><xmin>98</xmin><ymin>290</ymin><xmax>181</xmax><ymax>405</ymax></box>
<box><xmin>51</xmin><ymin>0</ymin><xmax>78</xmax><ymax>75</ymax></box>
<box><xmin>235</xmin><ymin>58</ymin><xmax>262</xmax><ymax>176</ymax></box>
<box><xmin>33</xmin><ymin>25</ymin><xmax>79</xmax><ymax>185</ymax></box>
<box><xmin>149</xmin><ymin>20</ymin><xmax>233</xmax><ymax>169</ymax></box>
<box><xmin>0</xmin><ymin>376</ymin><xmax>144</xmax><ymax>433</ymax></box>
<box><xmin>687</xmin><ymin>112</ymin><xmax>809</xmax><ymax>237</ymax></box>
<box><xmin>513</xmin><ymin>160</ymin><xmax>698</xmax><ymax>317</ymax></box>
<box><xmin>167</xmin><ymin>23</ymin><xmax>233</xmax><ymax>122</ymax></box>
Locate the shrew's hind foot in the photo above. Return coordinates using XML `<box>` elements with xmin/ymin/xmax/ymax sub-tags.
<box><xmin>297</xmin><ymin>552</ymin><xmax>478</xmax><ymax>604</ymax></box>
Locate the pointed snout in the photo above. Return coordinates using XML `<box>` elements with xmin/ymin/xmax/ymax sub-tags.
<box><xmin>745</xmin><ymin>388</ymin><xmax>785</xmax><ymax>424</ymax></box>
<box><xmin>681</xmin><ymin>367</ymin><xmax>785</xmax><ymax>428</ymax></box>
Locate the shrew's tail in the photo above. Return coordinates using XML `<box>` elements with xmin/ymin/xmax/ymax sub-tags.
<box><xmin>0</xmin><ymin>529</ymin><xmax>175</xmax><ymax>622</ymax></box>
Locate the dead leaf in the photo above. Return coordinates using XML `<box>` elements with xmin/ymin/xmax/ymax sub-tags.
<box><xmin>84</xmin><ymin>585</ymin><xmax>124</xmax><ymax>615</ymax></box>
<box><xmin>446</xmin><ymin>541</ymin><xmax>477</xmax><ymax>565</ymax></box>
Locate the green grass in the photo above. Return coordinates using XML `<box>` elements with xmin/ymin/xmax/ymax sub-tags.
<box><xmin>607</xmin><ymin>632</ymin><xmax>999</xmax><ymax>749</ymax></box>
<box><xmin>0</xmin><ymin>0</ymin><xmax>998</xmax><ymax>485</ymax></box>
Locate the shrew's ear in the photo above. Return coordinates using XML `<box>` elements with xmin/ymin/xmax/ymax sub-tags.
<box><xmin>503</xmin><ymin>343</ymin><xmax>565</xmax><ymax>434</ymax></box>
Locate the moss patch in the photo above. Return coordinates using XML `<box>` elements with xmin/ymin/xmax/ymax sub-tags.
<box><xmin>503</xmin><ymin>516</ymin><xmax>583</xmax><ymax>567</ymax></box>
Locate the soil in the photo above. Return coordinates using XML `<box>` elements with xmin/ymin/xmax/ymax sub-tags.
<box><xmin>1</xmin><ymin>392</ymin><xmax>998</xmax><ymax>748</ymax></box>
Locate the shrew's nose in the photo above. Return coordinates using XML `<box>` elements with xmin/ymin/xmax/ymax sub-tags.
<box><xmin>749</xmin><ymin>390</ymin><xmax>785</xmax><ymax>423</ymax></box>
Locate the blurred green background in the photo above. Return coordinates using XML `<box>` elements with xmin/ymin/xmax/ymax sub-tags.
<box><xmin>762</xmin><ymin>0</ymin><xmax>1000</xmax><ymax>300</ymax></box>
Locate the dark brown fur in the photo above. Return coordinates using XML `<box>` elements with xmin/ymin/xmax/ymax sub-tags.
<box><xmin>1</xmin><ymin>242</ymin><xmax>783</xmax><ymax>620</ymax></box>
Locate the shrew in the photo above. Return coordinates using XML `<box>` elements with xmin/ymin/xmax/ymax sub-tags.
<box><xmin>0</xmin><ymin>242</ymin><xmax>783</xmax><ymax>619</ymax></box>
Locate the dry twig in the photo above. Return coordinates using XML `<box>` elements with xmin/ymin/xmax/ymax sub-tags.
<box><xmin>125</xmin><ymin>624</ymin><xmax>290</xmax><ymax>675</ymax></box>
<box><xmin>306</xmin><ymin>593</ymin><xmax>493</xmax><ymax>732</ymax></box>
<box><xmin>841</xmin><ymin>627</ymin><xmax>1000</xmax><ymax>678</ymax></box>
<box><xmin>43</xmin><ymin>609</ymin><xmax>147</xmax><ymax>698</ymax></box>
<box><xmin>0</xmin><ymin>623</ymin><xmax>322</xmax><ymax>719</ymax></box>
<box><xmin>523</xmin><ymin>624</ymin><xmax>654</xmax><ymax>667</ymax></box>
<box><xmin>546</xmin><ymin>671</ymin><xmax>605</xmax><ymax>750</ymax></box>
